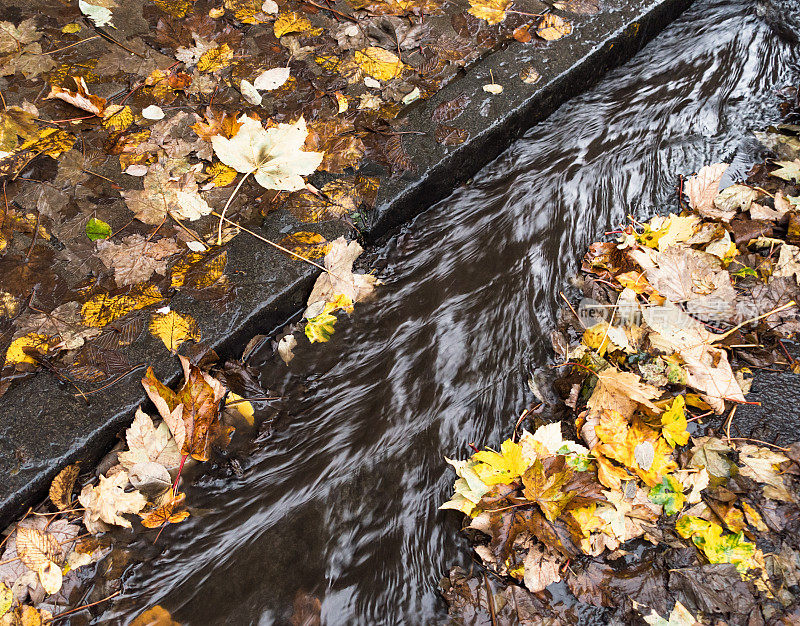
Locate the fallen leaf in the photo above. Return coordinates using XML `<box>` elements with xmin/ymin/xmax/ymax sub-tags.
<box><xmin>354</xmin><ymin>47</ymin><xmax>404</xmax><ymax>81</ymax></box>
<box><xmin>97</xmin><ymin>234</ymin><xmax>181</xmax><ymax>286</ymax></box>
<box><xmin>305</xmin><ymin>237</ymin><xmax>377</xmax><ymax>311</ymax></box>
<box><xmin>588</xmin><ymin>368</ymin><xmax>661</xmax><ymax>419</ymax></box>
<box><xmin>149</xmin><ymin>310</ymin><xmax>202</xmax><ymax>353</ymax></box>
<box><xmin>661</xmin><ymin>395</ymin><xmax>690</xmax><ymax>448</ymax></box>
<box><xmin>49</xmin><ymin>464</ymin><xmax>80</xmax><ymax>511</ymax></box>
<box><xmin>712</xmin><ymin>184</ymin><xmax>757</xmax><ymax>220</ymax></box>
<box><xmin>253</xmin><ymin>67</ymin><xmax>291</xmax><ymax>90</ymax></box>
<box><xmin>197</xmin><ymin>43</ymin><xmax>233</xmax><ymax>73</ymax></box>
<box><xmin>277</xmin><ymin>334</ymin><xmax>297</xmax><ymax>364</ymax></box>
<box><xmin>123</xmin><ymin>162</ymin><xmax>212</xmax><ymax>224</ymax></box>
<box><xmin>117</xmin><ymin>407</ymin><xmax>182</xmax><ymax>470</ymax></box>
<box><xmin>523</xmin><ymin>544</ymin><xmax>563</xmax><ymax>592</ymax></box>
<box><xmin>737</xmin><ymin>444</ymin><xmax>793</xmax><ymax>502</ymax></box>
<box><xmin>130</xmin><ymin>605</ymin><xmax>180</xmax><ymax>626</ymax></box>
<box><xmin>304</xmin><ymin>312</ymin><xmax>337</xmax><ymax>343</ymax></box>
<box><xmin>142</xmin><ymin>105</ymin><xmax>165</xmax><ymax>120</ymax></box>
<box><xmin>46</xmin><ymin>76</ymin><xmax>106</xmax><ymax>116</ymax></box>
<box><xmin>648</xmin><ymin>475</ymin><xmax>686</xmax><ymax>515</ymax></box>
<box><xmin>78</xmin><ymin>470</ymin><xmax>147</xmax><ymax>532</ymax></box>
<box><xmin>467</xmin><ymin>0</ymin><xmax>511</xmax><ymax>24</ymax></box>
<box><xmin>552</xmin><ymin>0</ymin><xmax>599</xmax><ymax>14</ymax></box>
<box><xmin>79</xmin><ymin>0</ymin><xmax>116</xmax><ymax>27</ymax></box>
<box><xmin>85</xmin><ymin>217</ymin><xmax>112</xmax><ymax>241</ymax></box>
<box><xmin>685</xmin><ymin>163</ymin><xmax>729</xmax><ymax>216</ymax></box>
<box><xmin>81</xmin><ymin>284</ymin><xmax>163</xmax><ymax>328</ymax></box>
<box><xmin>537</xmin><ymin>14</ymin><xmax>572</xmax><ymax>40</ymax></box>
<box><xmin>140</xmin><ymin>492</ymin><xmax>190</xmax><ymax>528</ymax></box>
<box><xmin>274</xmin><ymin>11</ymin><xmax>317</xmax><ymax>38</ymax></box>
<box><xmin>210</xmin><ymin>115</ymin><xmax>323</xmax><ymax>191</ymax></box>
<box><xmin>522</xmin><ymin>457</ymin><xmax>574</xmax><ymax>522</ymax></box>
<box><xmin>771</xmin><ymin>159</ymin><xmax>800</xmax><ymax>182</ymax></box>
<box><xmin>279</xmin><ymin>231</ymin><xmax>330</xmax><ymax>260</ymax></box>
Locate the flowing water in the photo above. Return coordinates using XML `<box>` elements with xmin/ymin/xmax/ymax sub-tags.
<box><xmin>99</xmin><ymin>0</ymin><xmax>799</xmax><ymax>623</ymax></box>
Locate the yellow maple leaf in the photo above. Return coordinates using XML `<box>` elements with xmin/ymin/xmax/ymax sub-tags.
<box><xmin>472</xmin><ymin>439</ymin><xmax>529</xmax><ymax>485</ymax></box>
<box><xmin>661</xmin><ymin>395</ymin><xmax>690</xmax><ymax>448</ymax></box>
<box><xmin>5</xmin><ymin>333</ymin><xmax>50</xmax><ymax>366</ymax></box>
<box><xmin>467</xmin><ymin>0</ymin><xmax>511</xmax><ymax>24</ymax></box>
<box><xmin>197</xmin><ymin>43</ymin><xmax>233</xmax><ymax>73</ymax></box>
<box><xmin>149</xmin><ymin>310</ymin><xmax>201</xmax><ymax>353</ymax></box>
<box><xmin>354</xmin><ymin>47</ymin><xmax>404</xmax><ymax>81</ymax></box>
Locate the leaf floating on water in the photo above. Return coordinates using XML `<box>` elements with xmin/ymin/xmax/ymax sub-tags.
<box><xmin>149</xmin><ymin>310</ymin><xmax>202</xmax><ymax>353</ymax></box>
<box><xmin>130</xmin><ymin>605</ymin><xmax>180</xmax><ymax>626</ymax></box>
<box><xmin>277</xmin><ymin>333</ymin><xmax>297</xmax><ymax>364</ymax></box>
<box><xmin>140</xmin><ymin>492</ymin><xmax>190</xmax><ymax>528</ymax></box>
<box><xmin>79</xmin><ymin>470</ymin><xmax>147</xmax><ymax>533</ymax></box>
<box><xmin>304</xmin><ymin>312</ymin><xmax>337</xmax><ymax>343</ymax></box>
<box><xmin>536</xmin><ymin>14</ymin><xmax>572</xmax><ymax>40</ymax></box>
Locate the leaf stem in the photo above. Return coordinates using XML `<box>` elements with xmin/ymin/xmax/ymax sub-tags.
<box><xmin>711</xmin><ymin>301</ymin><xmax>796</xmax><ymax>342</ymax></box>
<box><xmin>217</xmin><ymin>171</ymin><xmax>251</xmax><ymax>246</ymax></box>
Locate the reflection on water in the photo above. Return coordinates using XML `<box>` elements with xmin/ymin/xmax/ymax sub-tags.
<box><xmin>99</xmin><ymin>1</ymin><xmax>798</xmax><ymax>623</ymax></box>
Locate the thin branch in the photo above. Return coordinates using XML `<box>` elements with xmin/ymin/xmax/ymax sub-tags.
<box><xmin>217</xmin><ymin>172</ymin><xmax>251</xmax><ymax>246</ymax></box>
<box><xmin>711</xmin><ymin>301</ymin><xmax>796</xmax><ymax>342</ymax></box>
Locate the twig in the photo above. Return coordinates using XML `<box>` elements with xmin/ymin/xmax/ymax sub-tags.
<box><xmin>711</xmin><ymin>301</ymin><xmax>797</xmax><ymax>343</ymax></box>
<box><xmin>217</xmin><ymin>172</ymin><xmax>251</xmax><ymax>246</ymax></box>
<box><xmin>46</xmin><ymin>590</ymin><xmax>121</xmax><ymax>622</ymax></box>
<box><xmin>483</xmin><ymin>572</ymin><xmax>498</xmax><ymax>626</ymax></box>
<box><xmin>45</xmin><ymin>36</ymin><xmax>101</xmax><ymax>54</ymax></box>
<box><xmin>726</xmin><ymin>437</ymin><xmax>790</xmax><ymax>451</ymax></box>
<box><xmin>300</xmin><ymin>0</ymin><xmax>358</xmax><ymax>21</ymax></box>
<box><xmin>559</xmin><ymin>291</ymin><xmax>586</xmax><ymax>329</ymax></box>
<box><xmin>724</xmin><ymin>406</ymin><xmax>737</xmax><ymax>443</ymax></box>
<box><xmin>211</xmin><ymin>211</ymin><xmax>339</xmax><ymax>277</ymax></box>
<box><xmin>72</xmin><ymin>364</ymin><xmax>146</xmax><ymax>397</ymax></box>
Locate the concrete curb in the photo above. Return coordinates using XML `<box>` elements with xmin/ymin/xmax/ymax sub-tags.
<box><xmin>0</xmin><ymin>0</ymin><xmax>692</xmax><ymax>528</ymax></box>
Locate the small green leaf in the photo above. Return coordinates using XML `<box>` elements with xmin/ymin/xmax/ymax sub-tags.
<box><xmin>731</xmin><ymin>266</ymin><xmax>757</xmax><ymax>279</ymax></box>
<box><xmin>86</xmin><ymin>217</ymin><xmax>112</xmax><ymax>241</ymax></box>
<box><xmin>649</xmin><ymin>475</ymin><xmax>686</xmax><ymax>515</ymax></box>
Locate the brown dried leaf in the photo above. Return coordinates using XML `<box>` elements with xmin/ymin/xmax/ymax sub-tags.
<box><xmin>49</xmin><ymin>464</ymin><xmax>80</xmax><ymax>511</ymax></box>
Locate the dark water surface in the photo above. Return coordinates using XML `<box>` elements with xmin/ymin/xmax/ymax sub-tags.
<box><xmin>100</xmin><ymin>1</ymin><xmax>798</xmax><ymax>623</ymax></box>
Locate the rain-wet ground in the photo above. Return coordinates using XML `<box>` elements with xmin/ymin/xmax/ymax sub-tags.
<box><xmin>80</xmin><ymin>0</ymin><xmax>800</xmax><ymax>622</ymax></box>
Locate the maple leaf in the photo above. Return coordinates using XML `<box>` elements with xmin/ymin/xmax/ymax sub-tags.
<box><xmin>123</xmin><ymin>162</ymin><xmax>212</xmax><ymax>224</ymax></box>
<box><xmin>770</xmin><ymin>159</ymin><xmax>800</xmax><ymax>182</ymax></box>
<box><xmin>472</xmin><ymin>439</ymin><xmax>529</xmax><ymax>485</ymax></box>
<box><xmin>304</xmin><ymin>311</ymin><xmax>337</xmax><ymax>343</ymax></box>
<box><xmin>675</xmin><ymin>517</ymin><xmax>756</xmax><ymax>574</ymax></box>
<box><xmin>685</xmin><ymin>163</ymin><xmax>729</xmax><ymax>216</ymax></box>
<box><xmin>117</xmin><ymin>407</ymin><xmax>182</xmax><ymax>471</ymax></box>
<box><xmin>149</xmin><ymin>310</ymin><xmax>202</xmax><ymax>353</ymax></box>
<box><xmin>661</xmin><ymin>396</ymin><xmax>690</xmax><ymax>448</ymax></box>
<box><xmin>305</xmin><ymin>237</ymin><xmax>378</xmax><ymax>312</ymax></box>
<box><xmin>78</xmin><ymin>470</ymin><xmax>147</xmax><ymax>533</ymax></box>
<box><xmin>688</xmin><ymin>436</ymin><xmax>733</xmax><ymax>478</ymax></box>
<box><xmin>643</xmin><ymin>302</ymin><xmax>744</xmax><ymax>413</ymax></box>
<box><xmin>441</xmin><ymin>458</ymin><xmax>491</xmax><ymax>516</ymax></box>
<box><xmin>587</xmin><ymin>368</ymin><xmax>661</xmax><ymax>420</ymax></box>
<box><xmin>648</xmin><ymin>475</ymin><xmax>686</xmax><ymax>515</ymax></box>
<box><xmin>737</xmin><ymin>444</ymin><xmax>794</xmax><ymax>502</ymax></box>
<box><xmin>638</xmin><ymin>214</ymin><xmax>701</xmax><ymax>252</ymax></box>
<box><xmin>522</xmin><ymin>457</ymin><xmax>574</xmax><ymax>522</ymax></box>
<box><xmin>97</xmin><ymin>234</ymin><xmax>181</xmax><ymax>286</ymax></box>
<box><xmin>522</xmin><ymin>544</ymin><xmax>564</xmax><ymax>592</ymax></box>
<box><xmin>210</xmin><ymin>115</ymin><xmax>323</xmax><ymax>192</ymax></box>
<box><xmin>140</xmin><ymin>492</ymin><xmax>190</xmax><ymax>528</ymax></box>
<box><xmin>0</xmin><ymin>19</ymin><xmax>39</xmax><ymax>54</ymax></box>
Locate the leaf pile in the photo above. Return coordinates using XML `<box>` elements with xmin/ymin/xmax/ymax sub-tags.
<box><xmin>441</xmin><ymin>145</ymin><xmax>800</xmax><ymax>622</ymax></box>
<box><xmin>0</xmin><ymin>350</ymin><xmax>254</xmax><ymax>622</ymax></box>
<box><xmin>0</xmin><ymin>0</ymin><xmax>593</xmax><ymax>398</ymax></box>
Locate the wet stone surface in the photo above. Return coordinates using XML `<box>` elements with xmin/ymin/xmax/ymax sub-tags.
<box><xmin>0</xmin><ymin>0</ymin><xmax>691</xmax><ymax>526</ymax></box>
